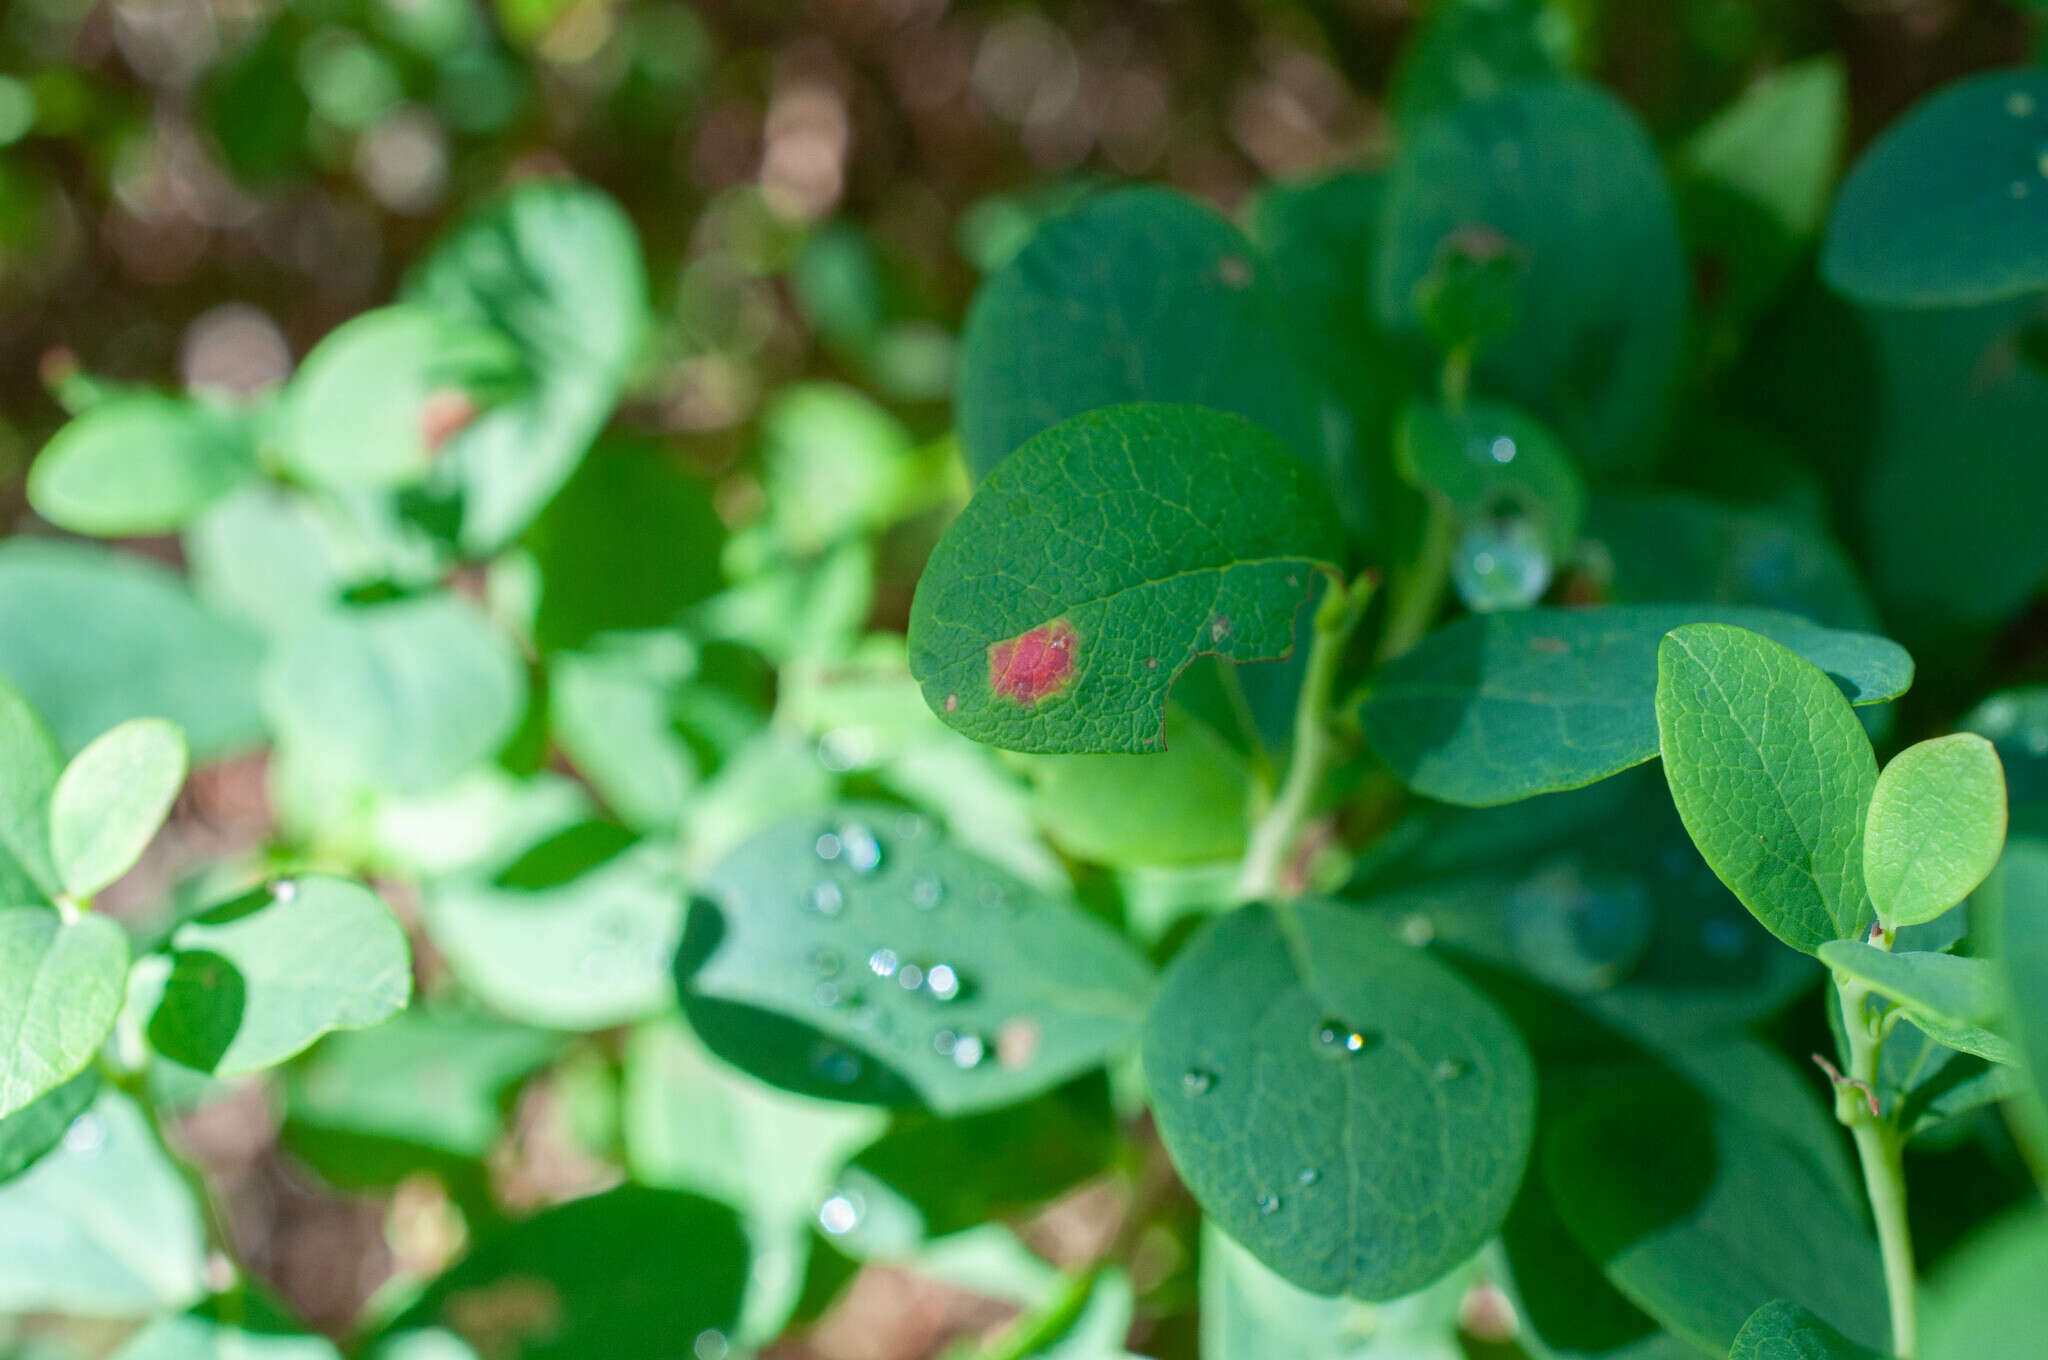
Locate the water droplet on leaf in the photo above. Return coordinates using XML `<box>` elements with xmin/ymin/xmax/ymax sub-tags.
<box><xmin>926</xmin><ymin>963</ymin><xmax>960</xmax><ymax>1000</ymax></box>
<box><xmin>808</xmin><ymin>882</ymin><xmax>845</xmax><ymax>917</ymax></box>
<box><xmin>1452</xmin><ymin>517</ymin><xmax>1552</xmax><ymax>613</ymax></box>
<box><xmin>951</xmin><ymin>1031</ymin><xmax>987</xmax><ymax>1068</ymax></box>
<box><xmin>840</xmin><ymin>823</ymin><xmax>882</xmax><ymax>873</ymax></box>
<box><xmin>1256</xmin><ymin>1193</ymin><xmax>1282</xmax><ymax>1215</ymax></box>
<box><xmin>868</xmin><ymin>947</ymin><xmax>899</xmax><ymax>978</ymax></box>
<box><xmin>807</xmin><ymin>947</ymin><xmax>842</xmax><ymax>977</ymax></box>
<box><xmin>272</xmin><ymin>879</ymin><xmax>299</xmax><ymax>904</ymax></box>
<box><xmin>1434</xmin><ymin>1057</ymin><xmax>1472</xmax><ymax>1082</ymax></box>
<box><xmin>815</xmin><ymin>833</ymin><xmax>842</xmax><ymax>862</ymax></box>
<box><xmin>1182</xmin><ymin>1067</ymin><xmax>1217</xmax><ymax>1096</ymax></box>
<box><xmin>1315</xmin><ymin>1018</ymin><xmax>1380</xmax><ymax>1056</ymax></box>
<box><xmin>910</xmin><ymin>876</ymin><xmax>944</xmax><ymax>909</ymax></box>
<box><xmin>817</xmin><ymin>1192</ymin><xmax>862</xmax><ymax>1235</ymax></box>
<box><xmin>1296</xmin><ymin>1167</ymin><xmax>1321</xmax><ymax>1186</ymax></box>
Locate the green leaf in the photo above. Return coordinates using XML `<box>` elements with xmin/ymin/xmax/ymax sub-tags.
<box><xmin>1544</xmin><ymin>1080</ymin><xmax>1886</xmax><ymax>1355</ymax></box>
<box><xmin>526</xmin><ymin>440</ymin><xmax>725</xmax><ymax>653</ymax></box>
<box><xmin>1027</xmin><ymin>707</ymin><xmax>1254</xmax><ymax>866</ymax></box>
<box><xmin>1730</xmin><ymin>1300</ymin><xmax>1882</xmax><ymax>1360</ymax></box>
<box><xmin>113</xmin><ymin>1295</ymin><xmax>345</xmax><ymax>1360</ymax></box>
<box><xmin>757</xmin><ymin>383</ymin><xmax>922</xmax><ymax>554</ymax></box>
<box><xmin>1586</xmin><ymin>492</ymin><xmax>1875</xmax><ymax>630</ymax></box>
<box><xmin>1655</xmin><ymin>623</ymin><xmax>1881</xmax><ymax>954</ymax></box>
<box><xmin>1389</xmin><ymin>0</ymin><xmax>1570</xmax><ymax>125</ymax></box>
<box><xmin>0</xmin><ymin>907</ymin><xmax>129</xmax><ymax>1119</ymax></box>
<box><xmin>381</xmin><ymin>1185</ymin><xmax>747</xmax><ymax>1359</ymax></box>
<box><xmin>0</xmin><ymin>539</ymin><xmax>265</xmax><ymax>759</ymax></box>
<box><xmin>1863</xmin><ymin>733</ymin><xmax>2008</xmax><ymax>929</ymax></box>
<box><xmin>0</xmin><ymin>676</ymin><xmax>62</xmax><ymax>902</ymax></box>
<box><xmin>147</xmin><ymin>877</ymin><xmax>411</xmax><ymax>1075</ymax></box>
<box><xmin>263</xmin><ymin>594</ymin><xmax>526</xmax><ymax>795</ymax></box>
<box><xmin>1823</xmin><ymin>69</ymin><xmax>2048</xmax><ymax>306</ymax></box>
<box><xmin>28</xmin><ymin>394</ymin><xmax>257</xmax><ymax>537</ymax></box>
<box><xmin>1375</xmin><ymin>79</ymin><xmax>1686</xmax><ymax>471</ymax></box>
<box><xmin>1980</xmin><ymin>837</ymin><xmax>2048</xmax><ymax>1158</ymax></box>
<box><xmin>685</xmin><ymin>806</ymin><xmax>1154</xmax><ymax>1115</ymax></box>
<box><xmin>0</xmin><ymin>1090</ymin><xmax>207</xmax><ymax>1315</ymax></box>
<box><xmin>547</xmin><ymin>638</ymin><xmax>701</xmax><ymax>833</ymax></box>
<box><xmin>1143</xmin><ymin>900</ymin><xmax>1534</xmax><ymax>1299</ymax></box>
<box><xmin>1923</xmin><ymin>1207</ymin><xmax>2048</xmax><ymax>1360</ymax></box>
<box><xmin>908</xmin><ymin>404</ymin><xmax>1342</xmax><ymax>755</ymax></box>
<box><xmin>426</xmin><ymin>838</ymin><xmax>684</xmax><ymax>1031</ymax></box>
<box><xmin>955</xmin><ymin>187</ymin><xmax>1327</xmax><ymax>482</ymax></box>
<box><xmin>49</xmin><ymin>718</ymin><xmax>187</xmax><ymax>899</ymax></box>
<box><xmin>284</xmin><ymin>304</ymin><xmax>522</xmax><ymax>490</ymax></box>
<box><xmin>1819</xmin><ymin>942</ymin><xmax>2005</xmax><ymax>1046</ymax></box>
<box><xmin>0</xmin><ymin>1068</ymin><xmax>96</xmax><ymax>1184</ymax></box>
<box><xmin>1198</xmin><ymin>1218</ymin><xmax>1470</xmax><ymax>1360</ymax></box>
<box><xmin>1360</xmin><ymin>605</ymin><xmax>1910</xmax><ymax>808</ymax></box>
<box><xmin>403</xmin><ymin>180</ymin><xmax>649</xmax><ymax>552</ymax></box>
<box><xmin>1395</xmin><ymin>396</ymin><xmax>1584</xmax><ymax>557</ymax></box>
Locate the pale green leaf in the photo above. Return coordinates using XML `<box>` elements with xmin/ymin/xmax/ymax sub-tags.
<box><xmin>49</xmin><ymin>718</ymin><xmax>187</xmax><ymax>899</ymax></box>
<box><xmin>1655</xmin><ymin>623</ymin><xmax>1880</xmax><ymax>954</ymax></box>
<box><xmin>28</xmin><ymin>395</ymin><xmax>256</xmax><ymax>536</ymax></box>
<box><xmin>1863</xmin><ymin>733</ymin><xmax>2008</xmax><ymax>929</ymax></box>
<box><xmin>0</xmin><ymin>907</ymin><xmax>129</xmax><ymax>1118</ymax></box>
<box><xmin>1199</xmin><ymin>1219</ymin><xmax>1470</xmax><ymax>1360</ymax></box>
<box><xmin>0</xmin><ymin>675</ymin><xmax>62</xmax><ymax>902</ymax></box>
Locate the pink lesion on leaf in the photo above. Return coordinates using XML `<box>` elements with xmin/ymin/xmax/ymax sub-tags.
<box><xmin>988</xmin><ymin>618</ymin><xmax>1079</xmax><ymax>705</ymax></box>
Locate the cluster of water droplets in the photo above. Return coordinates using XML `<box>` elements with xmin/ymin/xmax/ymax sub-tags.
<box><xmin>2005</xmin><ymin>90</ymin><xmax>2048</xmax><ymax>200</ymax></box>
<box><xmin>1449</xmin><ymin>428</ymin><xmax>1554</xmax><ymax>613</ymax></box>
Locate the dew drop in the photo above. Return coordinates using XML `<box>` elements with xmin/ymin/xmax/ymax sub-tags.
<box><xmin>806</xmin><ymin>947</ymin><xmax>842</xmax><ymax>977</ymax></box>
<box><xmin>1296</xmin><ymin>1167</ymin><xmax>1321</xmax><ymax>1187</ymax></box>
<box><xmin>951</xmin><ymin>1031</ymin><xmax>987</xmax><ymax>1069</ymax></box>
<box><xmin>813</xmin><ymin>981</ymin><xmax>844</xmax><ymax>1008</ymax></box>
<box><xmin>1182</xmin><ymin>1067</ymin><xmax>1217</xmax><ymax>1096</ymax></box>
<box><xmin>840</xmin><ymin>823</ymin><xmax>883</xmax><ymax>873</ymax></box>
<box><xmin>2013</xmin><ymin>180</ymin><xmax>2032</xmax><ymax>201</ymax></box>
<box><xmin>1256</xmin><ymin>1193</ymin><xmax>1282</xmax><ymax>1215</ymax></box>
<box><xmin>815</xmin><ymin>833</ymin><xmax>842</xmax><ymax>862</ymax></box>
<box><xmin>926</xmin><ymin>963</ymin><xmax>961</xmax><ymax>1001</ymax></box>
<box><xmin>1400</xmin><ymin>914</ymin><xmax>1436</xmax><ymax>947</ymax></box>
<box><xmin>62</xmin><ymin>1113</ymin><xmax>105</xmax><ymax>1156</ymax></box>
<box><xmin>1315</xmin><ymin>1018</ymin><xmax>1381</xmax><ymax>1056</ymax></box>
<box><xmin>933</xmin><ymin>1028</ymin><xmax>958</xmax><ymax>1057</ymax></box>
<box><xmin>694</xmin><ymin>1329</ymin><xmax>730</xmax><ymax>1360</ymax></box>
<box><xmin>897</xmin><ymin>963</ymin><xmax>925</xmax><ymax>990</ymax></box>
<box><xmin>1452</xmin><ymin>517</ymin><xmax>1552</xmax><ymax>613</ymax></box>
<box><xmin>978</xmin><ymin>883</ymin><xmax>1011</xmax><ymax>913</ymax></box>
<box><xmin>272</xmin><ymin>879</ymin><xmax>299</xmax><ymax>904</ymax></box>
<box><xmin>910</xmin><ymin>876</ymin><xmax>944</xmax><ymax>910</ymax></box>
<box><xmin>1489</xmin><ymin>435</ymin><xmax>1517</xmax><ymax>464</ymax></box>
<box><xmin>1434</xmin><ymin>1057</ymin><xmax>1472</xmax><ymax>1082</ymax></box>
<box><xmin>808</xmin><ymin>882</ymin><xmax>845</xmax><ymax>917</ymax></box>
<box><xmin>2011</xmin><ymin>90</ymin><xmax>2036</xmax><ymax>118</ymax></box>
<box><xmin>817</xmin><ymin>1192</ymin><xmax>863</xmax><ymax>1235</ymax></box>
<box><xmin>868</xmin><ymin>947</ymin><xmax>899</xmax><ymax>979</ymax></box>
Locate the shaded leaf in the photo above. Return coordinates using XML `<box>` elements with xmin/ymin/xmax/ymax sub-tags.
<box><xmin>1361</xmin><ymin>605</ymin><xmax>1909</xmax><ymax>808</ymax></box>
<box><xmin>1923</xmin><ymin>1207</ymin><xmax>2048</xmax><ymax>1360</ymax></box>
<box><xmin>1198</xmin><ymin>1218</ymin><xmax>1469</xmax><ymax>1360</ymax></box>
<box><xmin>1143</xmin><ymin>900</ymin><xmax>1534</xmax><ymax>1299</ymax></box>
<box><xmin>1818</xmin><ymin>944</ymin><xmax>2008</xmax><ymax>1068</ymax></box>
<box><xmin>0</xmin><ymin>1068</ymin><xmax>97</xmax><ymax>1185</ymax></box>
<box><xmin>28</xmin><ymin>395</ymin><xmax>256</xmax><ymax>536</ymax></box>
<box><xmin>1730</xmin><ymin>1299</ymin><xmax>1881</xmax><ymax>1360</ymax></box>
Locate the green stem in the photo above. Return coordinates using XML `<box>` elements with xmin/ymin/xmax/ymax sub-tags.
<box><xmin>1235</xmin><ymin>573</ymin><xmax>1374</xmax><ymax>901</ymax></box>
<box><xmin>1375</xmin><ymin>501</ymin><xmax>1454</xmax><ymax>665</ymax></box>
<box><xmin>1833</xmin><ymin>971</ymin><xmax>1918</xmax><ymax>1357</ymax></box>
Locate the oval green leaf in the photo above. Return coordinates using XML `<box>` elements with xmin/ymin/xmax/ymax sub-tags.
<box><xmin>263</xmin><ymin>594</ymin><xmax>526</xmax><ymax>795</ymax></box>
<box><xmin>908</xmin><ymin>404</ymin><xmax>1343</xmax><ymax>755</ymax></box>
<box><xmin>0</xmin><ymin>677</ymin><xmax>62</xmax><ymax>903</ymax></box>
<box><xmin>955</xmin><ymin>187</ymin><xmax>1327</xmax><ymax>481</ymax></box>
<box><xmin>148</xmin><ymin>877</ymin><xmax>412</xmax><ymax>1075</ymax></box>
<box><xmin>1361</xmin><ymin>605</ymin><xmax>1910</xmax><ymax>808</ymax></box>
<box><xmin>1656</xmin><ymin>623</ymin><xmax>1879</xmax><ymax>955</ymax></box>
<box><xmin>1143</xmin><ymin>900</ymin><xmax>1535</xmax><ymax>1300</ymax></box>
<box><xmin>50</xmin><ymin>718</ymin><xmax>187</xmax><ymax>900</ymax></box>
<box><xmin>1864</xmin><ymin>733</ymin><xmax>2008</xmax><ymax>929</ymax></box>
<box><xmin>1817</xmin><ymin>941</ymin><xmax>2012</xmax><ymax>1065</ymax></box>
<box><xmin>684</xmin><ymin>806</ymin><xmax>1154</xmax><ymax>1116</ymax></box>
<box><xmin>0</xmin><ymin>907</ymin><xmax>129</xmax><ymax>1119</ymax></box>
<box><xmin>27</xmin><ymin>395</ymin><xmax>256</xmax><ymax>537</ymax></box>
<box><xmin>1823</xmin><ymin>69</ymin><xmax>2048</xmax><ymax>307</ymax></box>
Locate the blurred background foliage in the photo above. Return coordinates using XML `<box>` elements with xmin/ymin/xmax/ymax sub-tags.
<box><xmin>6</xmin><ymin>1</ymin><xmax>2048</xmax><ymax>1358</ymax></box>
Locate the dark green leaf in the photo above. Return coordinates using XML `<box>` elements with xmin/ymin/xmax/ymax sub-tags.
<box><xmin>1544</xmin><ymin>1079</ymin><xmax>1886</xmax><ymax>1354</ymax></box>
<box><xmin>1981</xmin><ymin>837</ymin><xmax>2048</xmax><ymax>1160</ymax></box>
<box><xmin>1143</xmin><ymin>900</ymin><xmax>1534</xmax><ymax>1299</ymax></box>
<box><xmin>1824</xmin><ymin>69</ymin><xmax>2048</xmax><ymax>306</ymax></box>
<box><xmin>1730</xmin><ymin>1300</ymin><xmax>1881</xmax><ymax>1360</ymax></box>
<box><xmin>1395</xmin><ymin>397</ymin><xmax>1584</xmax><ymax>558</ymax></box>
<box><xmin>1375</xmin><ymin>80</ymin><xmax>1686</xmax><ymax>471</ymax></box>
<box><xmin>0</xmin><ymin>1068</ymin><xmax>96</xmax><ymax>1185</ymax></box>
<box><xmin>1656</xmin><ymin>623</ymin><xmax>1879</xmax><ymax>954</ymax></box>
<box><xmin>1389</xmin><ymin>0</ymin><xmax>1570</xmax><ymax>125</ymax></box>
<box><xmin>955</xmin><ymin>187</ymin><xmax>1327</xmax><ymax>481</ymax></box>
<box><xmin>1360</xmin><ymin>605</ymin><xmax>1909</xmax><ymax>808</ymax></box>
<box><xmin>0</xmin><ymin>540</ymin><xmax>265</xmax><ymax>759</ymax></box>
<box><xmin>27</xmin><ymin>395</ymin><xmax>256</xmax><ymax>536</ymax></box>
<box><xmin>149</xmin><ymin>877</ymin><xmax>411</xmax><ymax>1075</ymax></box>
<box><xmin>685</xmin><ymin>806</ymin><xmax>1153</xmax><ymax>1115</ymax></box>
<box><xmin>0</xmin><ymin>907</ymin><xmax>129</xmax><ymax>1119</ymax></box>
<box><xmin>908</xmin><ymin>404</ymin><xmax>1342</xmax><ymax>754</ymax></box>
<box><xmin>382</xmin><ymin>1185</ymin><xmax>747</xmax><ymax>1360</ymax></box>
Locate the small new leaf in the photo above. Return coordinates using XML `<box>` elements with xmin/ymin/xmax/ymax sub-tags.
<box><xmin>1731</xmin><ymin>1299</ymin><xmax>1882</xmax><ymax>1360</ymax></box>
<box><xmin>49</xmin><ymin>718</ymin><xmax>187</xmax><ymax>900</ymax></box>
<box><xmin>1819</xmin><ymin>942</ymin><xmax>2014</xmax><ymax>1065</ymax></box>
<box><xmin>1864</xmin><ymin>733</ymin><xmax>2008</xmax><ymax>929</ymax></box>
<box><xmin>908</xmin><ymin>404</ymin><xmax>1343</xmax><ymax>754</ymax></box>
